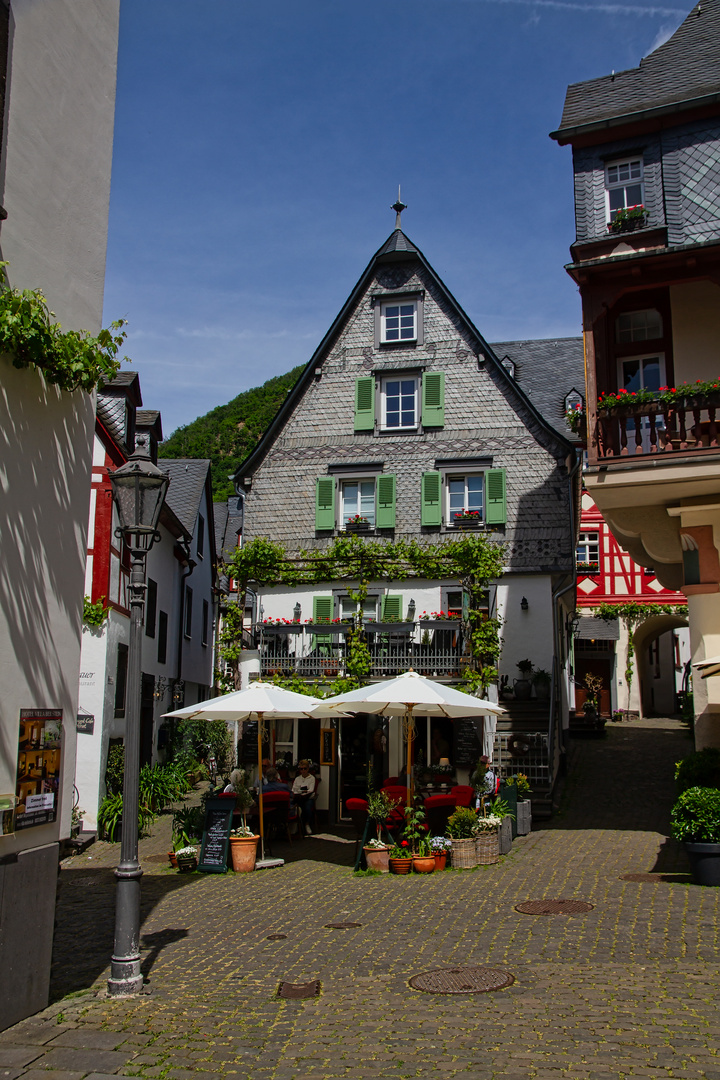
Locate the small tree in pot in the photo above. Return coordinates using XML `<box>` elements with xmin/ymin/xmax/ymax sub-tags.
<box><xmin>514</xmin><ymin>659</ymin><xmax>533</xmax><ymax>701</ymax></box>
<box><xmin>364</xmin><ymin>790</ymin><xmax>399</xmax><ymax>872</ymax></box>
<box><xmin>670</xmin><ymin>786</ymin><xmax>720</xmax><ymax>886</ymax></box>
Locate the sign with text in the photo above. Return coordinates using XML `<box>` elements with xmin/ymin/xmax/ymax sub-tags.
<box><xmin>198</xmin><ymin>797</ymin><xmax>234</xmax><ymax>873</ymax></box>
<box><xmin>15</xmin><ymin>709</ymin><xmax>63</xmax><ymax>830</ymax></box>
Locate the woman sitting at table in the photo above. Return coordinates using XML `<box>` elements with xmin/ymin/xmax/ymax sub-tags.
<box><xmin>292</xmin><ymin>759</ymin><xmax>316</xmax><ymax>835</ymax></box>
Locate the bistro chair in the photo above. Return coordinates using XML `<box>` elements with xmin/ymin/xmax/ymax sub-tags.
<box><xmin>450</xmin><ymin>784</ymin><xmax>474</xmax><ymax>808</ymax></box>
<box><xmin>382</xmin><ymin>777</ymin><xmax>400</xmax><ymax>787</ymax></box>
<box><xmin>346</xmin><ymin>797</ymin><xmax>369</xmax><ymax>859</ymax></box>
<box><xmin>423</xmin><ymin>793</ymin><xmax>456</xmax><ymax>836</ymax></box>
<box><xmin>260</xmin><ymin>791</ymin><xmax>294</xmax><ymax>843</ymax></box>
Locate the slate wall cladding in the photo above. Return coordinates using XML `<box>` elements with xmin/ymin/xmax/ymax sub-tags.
<box><xmin>243</xmin><ymin>260</ymin><xmax>573</xmax><ymax>575</ymax></box>
<box><xmin>573</xmin><ymin>121</ymin><xmax>720</xmax><ymax>245</ymax></box>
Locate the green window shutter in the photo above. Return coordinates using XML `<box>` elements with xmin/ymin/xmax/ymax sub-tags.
<box><xmin>421</xmin><ymin>372</ymin><xmax>445</xmax><ymax>427</ymax></box>
<box><xmin>315</xmin><ymin>478</ymin><xmax>336</xmax><ymax>531</ymax></box>
<box><xmin>375</xmin><ymin>474</ymin><xmax>396</xmax><ymax>529</ymax></box>
<box><xmin>485</xmin><ymin>468</ymin><xmax>507</xmax><ymax>525</ymax></box>
<box><xmin>421</xmin><ymin>471</ymin><xmax>442</xmax><ymax>526</ymax></box>
<box><xmin>354</xmin><ymin>376</ymin><xmax>375</xmax><ymax>431</ymax></box>
<box><xmin>382</xmin><ymin>594</ymin><xmax>403</xmax><ymax>621</ymax></box>
<box><xmin>312</xmin><ymin>595</ymin><xmax>333</xmax><ymax>645</ymax></box>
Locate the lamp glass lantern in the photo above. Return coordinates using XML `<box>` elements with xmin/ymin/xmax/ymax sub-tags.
<box><xmin>110</xmin><ymin>445</ymin><xmax>169</xmax><ymax>548</ymax></box>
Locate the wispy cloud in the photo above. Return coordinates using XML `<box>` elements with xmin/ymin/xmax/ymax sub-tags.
<box><xmin>464</xmin><ymin>0</ymin><xmax>686</xmax><ymax>15</ymax></box>
<box><xmin>647</xmin><ymin>22</ymin><xmax>676</xmax><ymax>48</ymax></box>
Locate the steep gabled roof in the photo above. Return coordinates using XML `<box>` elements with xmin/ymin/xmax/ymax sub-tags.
<box><xmin>491</xmin><ymin>337</ymin><xmax>584</xmax><ymax>443</ymax></box>
<box><xmin>161</xmin><ymin>459</ymin><xmax>212</xmax><ymax>538</ymax></box>
<box><xmin>214</xmin><ymin>497</ymin><xmax>243</xmax><ymax>559</ymax></box>
<box><xmin>231</xmin><ymin>229</ymin><xmax>576</xmax><ymax>485</ymax></box>
<box><xmin>552</xmin><ymin>0</ymin><xmax>720</xmax><ymax>141</ymax></box>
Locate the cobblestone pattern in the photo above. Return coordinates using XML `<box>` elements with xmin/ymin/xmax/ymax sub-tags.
<box><xmin>242</xmin><ymin>257</ymin><xmax>573</xmax><ymax>574</ymax></box>
<box><xmin>3</xmin><ymin>717</ymin><xmax>720</xmax><ymax>1079</ymax></box>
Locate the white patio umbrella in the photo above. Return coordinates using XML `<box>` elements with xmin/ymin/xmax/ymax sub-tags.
<box><xmin>320</xmin><ymin>670</ymin><xmax>505</xmax><ymax>805</ymax></box>
<box><xmin>163</xmin><ymin>683</ymin><xmax>345</xmax><ymax>864</ymax></box>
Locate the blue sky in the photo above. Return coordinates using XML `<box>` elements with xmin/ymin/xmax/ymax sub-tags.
<box><xmin>103</xmin><ymin>0</ymin><xmax>689</xmax><ymax>436</ymax></box>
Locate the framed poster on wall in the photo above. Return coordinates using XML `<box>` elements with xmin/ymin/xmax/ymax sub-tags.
<box><xmin>320</xmin><ymin>727</ymin><xmax>336</xmax><ymax>766</ymax></box>
<box><xmin>15</xmin><ymin>709</ymin><xmax>63</xmax><ymax>831</ymax></box>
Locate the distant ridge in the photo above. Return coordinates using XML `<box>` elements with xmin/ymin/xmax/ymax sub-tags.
<box><xmin>159</xmin><ymin>365</ymin><xmax>304</xmax><ymax>502</ymax></box>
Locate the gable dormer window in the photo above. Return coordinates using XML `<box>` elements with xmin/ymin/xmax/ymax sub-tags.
<box><xmin>606</xmin><ymin>157</ymin><xmax>643</xmax><ymax>221</ymax></box>
<box><xmin>381</xmin><ymin>300</ymin><xmax>417</xmax><ymax>343</ymax></box>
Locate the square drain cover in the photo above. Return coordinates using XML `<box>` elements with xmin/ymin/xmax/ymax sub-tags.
<box><xmin>278</xmin><ymin>980</ymin><xmax>320</xmax><ymax>999</ymax></box>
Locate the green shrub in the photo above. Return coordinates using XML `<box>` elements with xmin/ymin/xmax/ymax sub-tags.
<box><xmin>105</xmin><ymin>744</ymin><xmax>125</xmax><ymax>796</ymax></box>
<box><xmin>447</xmin><ymin>806</ymin><xmax>479</xmax><ymax>839</ymax></box>
<box><xmin>675</xmin><ymin>748</ymin><xmax>720</xmax><ymax>794</ymax></box>
<box><xmin>670</xmin><ymin>787</ymin><xmax>720</xmax><ymax>844</ymax></box>
<box><xmin>97</xmin><ymin>793</ymin><xmax>155</xmax><ymax>842</ymax></box>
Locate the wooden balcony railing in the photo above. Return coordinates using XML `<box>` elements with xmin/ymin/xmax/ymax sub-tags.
<box><xmin>595</xmin><ymin>394</ymin><xmax>720</xmax><ymax>463</ymax></box>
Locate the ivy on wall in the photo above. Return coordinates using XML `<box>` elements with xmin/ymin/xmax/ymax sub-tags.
<box><xmin>0</xmin><ymin>265</ymin><xmax>128</xmax><ymax>392</ymax></box>
<box><xmin>217</xmin><ymin>534</ymin><xmax>505</xmax><ymax>695</ymax></box>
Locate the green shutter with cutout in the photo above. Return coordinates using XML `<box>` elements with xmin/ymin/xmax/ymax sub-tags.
<box><xmin>375</xmin><ymin>474</ymin><xmax>396</xmax><ymax>529</ymax></box>
<box><xmin>382</xmin><ymin>594</ymin><xmax>403</xmax><ymax>621</ymax></box>
<box><xmin>313</xmin><ymin>594</ymin><xmax>333</xmax><ymax>647</ymax></box>
<box><xmin>421</xmin><ymin>471</ymin><xmax>442</xmax><ymax>526</ymax></box>
<box><xmin>354</xmin><ymin>376</ymin><xmax>375</xmax><ymax>431</ymax></box>
<box><xmin>315</xmin><ymin>478</ymin><xmax>336</xmax><ymax>530</ymax></box>
<box><xmin>421</xmin><ymin>372</ymin><xmax>445</xmax><ymax>427</ymax></box>
<box><xmin>485</xmin><ymin>468</ymin><xmax>506</xmax><ymax>525</ymax></box>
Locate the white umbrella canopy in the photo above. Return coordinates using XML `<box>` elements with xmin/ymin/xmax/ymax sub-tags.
<box><xmin>163</xmin><ymin>682</ymin><xmax>346</xmax><ymax>862</ymax></box>
<box><xmin>320</xmin><ymin>670</ymin><xmax>504</xmax><ymax>804</ymax></box>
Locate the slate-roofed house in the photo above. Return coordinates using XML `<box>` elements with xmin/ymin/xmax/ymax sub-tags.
<box><xmin>231</xmin><ymin>217</ymin><xmax>581</xmax><ymax>821</ymax></box>
<box><xmin>76</xmin><ymin>378</ymin><xmax>217</xmax><ymax>830</ymax></box>
<box><xmin>551</xmin><ymin>0</ymin><xmax>720</xmax><ymax>747</ymax></box>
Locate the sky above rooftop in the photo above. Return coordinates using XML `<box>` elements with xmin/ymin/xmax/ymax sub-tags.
<box><xmin>103</xmin><ymin>0</ymin><xmax>689</xmax><ymax>436</ymax></box>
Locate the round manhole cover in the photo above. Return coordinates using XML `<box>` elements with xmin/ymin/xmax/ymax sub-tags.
<box><xmin>324</xmin><ymin>921</ymin><xmax>362</xmax><ymax>929</ymax></box>
<box><xmin>266</xmin><ymin>934</ymin><xmax>288</xmax><ymax>940</ymax></box>
<box><xmin>515</xmin><ymin>899</ymin><xmax>594</xmax><ymax>916</ymax></box>
<box><xmin>409</xmin><ymin>966</ymin><xmax>514</xmax><ymax>995</ymax></box>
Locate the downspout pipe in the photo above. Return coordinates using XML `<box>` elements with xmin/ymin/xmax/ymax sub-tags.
<box><xmin>175</xmin><ymin>540</ymin><xmax>196</xmax><ymax>701</ymax></box>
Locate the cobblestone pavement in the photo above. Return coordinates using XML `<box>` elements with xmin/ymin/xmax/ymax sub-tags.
<box><xmin>3</xmin><ymin>717</ymin><xmax>720</xmax><ymax>1080</ymax></box>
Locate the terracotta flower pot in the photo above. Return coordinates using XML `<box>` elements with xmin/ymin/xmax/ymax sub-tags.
<box><xmin>230</xmin><ymin>835</ymin><xmax>259</xmax><ymax>873</ymax></box>
<box><xmin>389</xmin><ymin>856</ymin><xmax>413</xmax><ymax>875</ymax></box>
<box><xmin>433</xmin><ymin>853</ymin><xmax>447</xmax><ymax>871</ymax></box>
<box><xmin>168</xmin><ymin>851</ymin><xmax>178</xmax><ymax>868</ymax></box>
<box><xmin>364</xmin><ymin>846</ymin><xmax>390</xmax><ymax>873</ymax></box>
<box><xmin>412</xmin><ymin>855</ymin><xmax>436</xmax><ymax>874</ymax></box>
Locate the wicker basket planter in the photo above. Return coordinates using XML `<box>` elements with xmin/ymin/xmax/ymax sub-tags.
<box><xmin>450</xmin><ymin>837</ymin><xmax>476</xmax><ymax>869</ymax></box>
<box><xmin>475</xmin><ymin>831</ymin><xmax>499</xmax><ymax>865</ymax></box>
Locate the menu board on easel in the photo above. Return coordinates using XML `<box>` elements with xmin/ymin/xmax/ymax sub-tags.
<box><xmin>198</xmin><ymin>797</ymin><xmax>234</xmax><ymax>873</ymax></box>
<box><xmin>15</xmin><ymin>709</ymin><xmax>63</xmax><ymax>830</ymax></box>
<box><xmin>453</xmin><ymin>717</ymin><xmax>484</xmax><ymax>769</ymax></box>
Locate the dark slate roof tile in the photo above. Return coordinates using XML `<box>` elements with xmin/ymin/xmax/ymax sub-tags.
<box><xmin>490</xmin><ymin>337</ymin><xmax>584</xmax><ymax>442</ymax></box>
<box><xmin>556</xmin><ymin>0</ymin><xmax>720</xmax><ymax>133</ymax></box>
<box><xmin>161</xmin><ymin>459</ymin><xmax>211</xmax><ymax>536</ymax></box>
<box><xmin>376</xmin><ymin>229</ymin><xmax>420</xmax><ymax>257</ymax></box>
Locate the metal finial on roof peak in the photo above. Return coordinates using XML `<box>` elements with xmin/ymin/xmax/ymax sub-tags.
<box><xmin>391</xmin><ymin>185</ymin><xmax>407</xmax><ymax>230</ymax></box>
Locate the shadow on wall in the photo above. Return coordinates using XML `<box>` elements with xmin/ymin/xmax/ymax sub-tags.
<box><xmin>0</xmin><ymin>356</ymin><xmax>94</xmax><ymax>776</ymax></box>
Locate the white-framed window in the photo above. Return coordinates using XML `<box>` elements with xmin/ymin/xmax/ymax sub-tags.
<box><xmin>339</xmin><ymin>595</ymin><xmax>378</xmax><ymax>621</ymax></box>
<box><xmin>447</xmin><ymin>473</ymin><xmax>484</xmax><ymax>524</ymax></box>
<box><xmin>381</xmin><ymin>375</ymin><xmax>418</xmax><ymax>430</ymax></box>
<box><xmin>341</xmin><ymin>479</ymin><xmax>376</xmax><ymax>525</ymax></box>
<box><xmin>606</xmin><ymin>157</ymin><xmax>644</xmax><ymax>220</ymax></box>
<box><xmin>616</xmin><ymin>309</ymin><xmax>662</xmax><ymax>343</ymax></box>
<box><xmin>381</xmin><ymin>300</ymin><xmax>417</xmax><ymax>343</ymax></box>
<box><xmin>576</xmin><ymin>532</ymin><xmax>599</xmax><ymax>568</ymax></box>
<box><xmin>619</xmin><ymin>352</ymin><xmax>665</xmax><ymax>394</ymax></box>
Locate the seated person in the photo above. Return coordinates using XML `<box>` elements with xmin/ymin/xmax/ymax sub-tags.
<box><xmin>262</xmin><ymin>767</ymin><xmax>290</xmax><ymax>794</ymax></box>
<box><xmin>292</xmin><ymin>759</ymin><xmax>317</xmax><ymax>834</ymax></box>
<box><xmin>475</xmin><ymin>755</ymin><xmax>497</xmax><ymax>808</ymax></box>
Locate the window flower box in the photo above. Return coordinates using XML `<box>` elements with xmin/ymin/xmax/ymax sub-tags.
<box><xmin>303</xmin><ymin>622</ymin><xmax>352</xmax><ymax>634</ymax></box>
<box><xmin>418</xmin><ymin>619</ymin><xmax>461</xmax><ymax>629</ymax></box>
<box><xmin>607</xmin><ymin>205</ymin><xmax>647</xmax><ymax>234</ymax></box>
<box><xmin>363</xmin><ymin>620</ymin><xmax>415</xmax><ymax>633</ymax></box>
<box><xmin>258</xmin><ymin>621</ymin><xmax>303</xmax><ymax>634</ymax></box>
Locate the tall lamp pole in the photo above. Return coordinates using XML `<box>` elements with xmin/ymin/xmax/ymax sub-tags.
<box><xmin>107</xmin><ymin>433</ymin><xmax>168</xmax><ymax>996</ymax></box>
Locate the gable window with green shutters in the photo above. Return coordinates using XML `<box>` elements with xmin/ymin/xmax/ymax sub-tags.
<box><xmin>316</xmin><ymin>473</ymin><xmax>397</xmax><ymax>532</ymax></box>
<box><xmin>421</xmin><ymin>468</ymin><xmax>506</xmax><ymax>528</ymax></box>
<box><xmin>354</xmin><ymin>372</ymin><xmax>445</xmax><ymax>433</ymax></box>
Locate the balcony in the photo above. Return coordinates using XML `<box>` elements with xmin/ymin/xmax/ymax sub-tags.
<box><xmin>592</xmin><ymin>390</ymin><xmax>720</xmax><ymax>467</ymax></box>
<box><xmin>257</xmin><ymin>621</ymin><xmax>466</xmax><ymax>680</ymax></box>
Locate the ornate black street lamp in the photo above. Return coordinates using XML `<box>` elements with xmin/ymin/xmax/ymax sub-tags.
<box><xmin>107</xmin><ymin>432</ymin><xmax>168</xmax><ymax>995</ymax></box>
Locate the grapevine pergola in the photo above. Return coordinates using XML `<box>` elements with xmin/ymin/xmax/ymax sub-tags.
<box><xmin>217</xmin><ymin>533</ymin><xmax>505</xmax><ymax>695</ymax></box>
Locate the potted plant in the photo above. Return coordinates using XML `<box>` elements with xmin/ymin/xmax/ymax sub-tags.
<box><xmin>429</xmin><ymin>835</ymin><xmax>451</xmax><ymax>871</ymax></box>
<box><xmin>452</xmin><ymin>509</ymin><xmax>482</xmax><ymax>529</ymax></box>
<box><xmin>345</xmin><ymin>514</ymin><xmax>371</xmax><ymax>532</ymax></box>
<box><xmin>607</xmin><ymin>204</ymin><xmax>647</xmax><ymax>233</ymax></box>
<box><xmin>228</xmin><ymin>770</ymin><xmax>259</xmax><ymax>872</ymax></box>
<box><xmin>364</xmin><ymin>789</ymin><xmax>399</xmax><ymax>871</ymax></box>
<box><xmin>532</xmin><ymin>668</ymin><xmax>551</xmax><ymax>701</ymax></box>
<box><xmin>364</xmin><ymin>837</ymin><xmax>391</xmax><ymax>872</ymax></box>
<box><xmin>514</xmin><ymin>659</ymin><xmax>533</xmax><ymax>701</ymax></box>
<box><xmin>506</xmin><ymin>773</ymin><xmax>532</xmax><ymax>835</ymax></box>
<box><xmin>175</xmin><ymin>845</ymin><xmax>198</xmax><ymax>872</ymax></box>
<box><xmin>670</xmin><ymin>787</ymin><xmax>720</xmax><ymax>886</ymax></box>
<box><xmin>400</xmin><ymin>805</ymin><xmax>434</xmax><ymax>873</ymax></box>
<box><xmin>474</xmin><ymin>811</ymin><xmax>502</xmax><ymax>864</ymax></box>
<box><xmin>388</xmin><ymin>841</ymin><xmax>413</xmax><ymax>874</ymax></box>
<box><xmin>447</xmin><ymin>806</ymin><xmax>479</xmax><ymax>868</ymax></box>
<box><xmin>412</xmin><ymin>837</ymin><xmax>436</xmax><ymax>874</ymax></box>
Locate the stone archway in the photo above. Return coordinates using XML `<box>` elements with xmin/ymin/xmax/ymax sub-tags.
<box><xmin>633</xmin><ymin>614</ymin><xmax>689</xmax><ymax>718</ymax></box>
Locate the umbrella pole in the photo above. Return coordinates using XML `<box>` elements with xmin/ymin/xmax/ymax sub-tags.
<box><xmin>257</xmin><ymin>711</ymin><xmax>265</xmax><ymax>862</ymax></box>
<box><xmin>406</xmin><ymin>706</ymin><xmax>415</xmax><ymax>807</ymax></box>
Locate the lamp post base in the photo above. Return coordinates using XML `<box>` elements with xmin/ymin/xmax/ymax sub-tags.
<box><xmin>107</xmin><ymin>967</ymin><xmax>144</xmax><ymax>997</ymax></box>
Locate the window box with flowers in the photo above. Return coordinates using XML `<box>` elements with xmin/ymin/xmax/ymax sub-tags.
<box><xmin>344</xmin><ymin>515</ymin><xmax>372</xmax><ymax>533</ymax></box>
<box><xmin>419</xmin><ymin>610</ymin><xmax>461</xmax><ymax>629</ymax></box>
<box><xmin>608</xmin><ymin>204</ymin><xmax>647</xmax><ymax>233</ymax></box>
<box><xmin>303</xmin><ymin>618</ymin><xmax>353</xmax><ymax>634</ymax></box>
<box><xmin>259</xmin><ymin>619</ymin><xmax>303</xmax><ymax>635</ymax></box>
<box><xmin>451</xmin><ymin>509</ymin><xmax>483</xmax><ymax>529</ymax></box>
<box><xmin>565</xmin><ymin>403</ymin><xmax>586</xmax><ymax>438</ymax></box>
<box><xmin>364</xmin><ymin>619</ymin><xmax>415</xmax><ymax>633</ymax></box>
<box><xmin>576</xmin><ymin>562</ymin><xmax>599</xmax><ymax>575</ymax></box>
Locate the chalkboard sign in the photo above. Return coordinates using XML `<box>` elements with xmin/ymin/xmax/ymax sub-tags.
<box><xmin>240</xmin><ymin>721</ymin><xmax>259</xmax><ymax>765</ymax></box>
<box><xmin>453</xmin><ymin>717</ymin><xmax>484</xmax><ymax>768</ymax></box>
<box><xmin>198</xmin><ymin>797</ymin><xmax>234</xmax><ymax>873</ymax></box>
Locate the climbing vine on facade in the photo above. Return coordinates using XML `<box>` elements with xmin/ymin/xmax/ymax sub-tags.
<box><xmin>217</xmin><ymin>534</ymin><xmax>505</xmax><ymax>693</ymax></box>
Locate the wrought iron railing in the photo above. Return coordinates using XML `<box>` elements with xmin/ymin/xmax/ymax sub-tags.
<box><xmin>258</xmin><ymin>636</ymin><xmax>465</xmax><ymax>680</ymax></box>
<box><xmin>493</xmin><ymin>731</ymin><xmax>550</xmax><ymax>789</ymax></box>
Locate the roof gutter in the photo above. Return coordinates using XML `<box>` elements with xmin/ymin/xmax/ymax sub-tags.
<box><xmin>550</xmin><ymin>90</ymin><xmax>720</xmax><ymax>145</ymax></box>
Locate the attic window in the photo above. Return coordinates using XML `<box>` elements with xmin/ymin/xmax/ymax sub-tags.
<box><xmin>381</xmin><ymin>300</ymin><xmax>417</xmax><ymax>343</ymax></box>
<box><xmin>501</xmin><ymin>356</ymin><xmax>516</xmax><ymax>378</ymax></box>
<box><xmin>606</xmin><ymin>157</ymin><xmax>643</xmax><ymax>221</ymax></box>
<box><xmin>564</xmin><ymin>388</ymin><xmax>584</xmax><ymax>413</ymax></box>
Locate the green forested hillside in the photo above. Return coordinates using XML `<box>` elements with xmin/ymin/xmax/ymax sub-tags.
<box><xmin>159</xmin><ymin>364</ymin><xmax>304</xmax><ymax>502</ymax></box>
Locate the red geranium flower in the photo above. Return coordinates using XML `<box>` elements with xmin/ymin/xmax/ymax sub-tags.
<box><xmin>401</xmin><ymin>840</ymin><xmax>408</xmax><ymax>847</ymax></box>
